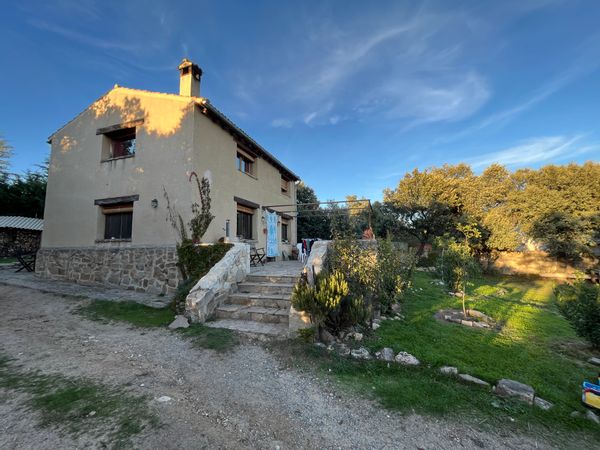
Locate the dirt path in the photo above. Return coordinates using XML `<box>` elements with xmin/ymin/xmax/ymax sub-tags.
<box><xmin>0</xmin><ymin>284</ymin><xmax>554</xmax><ymax>449</ymax></box>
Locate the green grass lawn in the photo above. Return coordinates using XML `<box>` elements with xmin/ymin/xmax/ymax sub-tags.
<box><xmin>294</xmin><ymin>272</ymin><xmax>600</xmax><ymax>446</ymax></box>
<box><xmin>76</xmin><ymin>300</ymin><xmax>238</xmax><ymax>352</ymax></box>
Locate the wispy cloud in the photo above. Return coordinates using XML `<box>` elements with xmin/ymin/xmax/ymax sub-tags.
<box><xmin>235</xmin><ymin>5</ymin><xmax>499</xmax><ymax>129</ymax></box>
<box><xmin>440</xmin><ymin>34</ymin><xmax>600</xmax><ymax>143</ymax></box>
<box><xmin>270</xmin><ymin>118</ymin><xmax>292</xmax><ymax>128</ymax></box>
<box><xmin>468</xmin><ymin>135</ymin><xmax>597</xmax><ymax>168</ymax></box>
<box><xmin>28</xmin><ymin>19</ymin><xmax>141</xmax><ymax>52</ymax></box>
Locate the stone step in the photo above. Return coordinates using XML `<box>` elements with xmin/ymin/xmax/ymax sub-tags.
<box><xmin>205</xmin><ymin>319</ymin><xmax>288</xmax><ymax>337</ymax></box>
<box><xmin>227</xmin><ymin>293</ymin><xmax>291</xmax><ymax>309</ymax></box>
<box><xmin>237</xmin><ymin>282</ymin><xmax>295</xmax><ymax>295</ymax></box>
<box><xmin>245</xmin><ymin>274</ymin><xmax>300</xmax><ymax>284</ymax></box>
<box><xmin>215</xmin><ymin>304</ymin><xmax>289</xmax><ymax>324</ymax></box>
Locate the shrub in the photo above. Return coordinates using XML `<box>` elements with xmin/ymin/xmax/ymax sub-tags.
<box><xmin>291</xmin><ymin>270</ymin><xmax>349</xmax><ymax>333</ymax></box>
<box><xmin>555</xmin><ymin>281</ymin><xmax>600</xmax><ymax>349</ymax></box>
<box><xmin>170</xmin><ymin>277</ymin><xmax>197</xmax><ymax>314</ymax></box>
<box><xmin>176</xmin><ymin>240</ymin><xmax>232</xmax><ymax>280</ymax></box>
<box><xmin>171</xmin><ymin>242</ymin><xmax>233</xmax><ymax>312</ymax></box>
<box><xmin>376</xmin><ymin>238</ymin><xmax>416</xmax><ymax>314</ymax></box>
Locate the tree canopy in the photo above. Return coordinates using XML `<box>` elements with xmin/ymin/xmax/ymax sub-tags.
<box><xmin>0</xmin><ymin>135</ymin><xmax>48</xmax><ymax>218</ymax></box>
<box><xmin>382</xmin><ymin>161</ymin><xmax>600</xmax><ymax>260</ymax></box>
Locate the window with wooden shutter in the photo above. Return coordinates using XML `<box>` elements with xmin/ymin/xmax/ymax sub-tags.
<box><xmin>102</xmin><ymin>202</ymin><xmax>133</xmax><ymax>239</ymax></box>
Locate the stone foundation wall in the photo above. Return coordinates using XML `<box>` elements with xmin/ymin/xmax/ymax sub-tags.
<box><xmin>36</xmin><ymin>246</ymin><xmax>181</xmax><ymax>295</ymax></box>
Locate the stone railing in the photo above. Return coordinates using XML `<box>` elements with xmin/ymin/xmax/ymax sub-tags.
<box><xmin>185</xmin><ymin>242</ymin><xmax>250</xmax><ymax>322</ymax></box>
<box><xmin>288</xmin><ymin>240</ymin><xmax>331</xmax><ymax>335</ymax></box>
<box><xmin>304</xmin><ymin>240</ymin><xmax>331</xmax><ymax>286</ymax></box>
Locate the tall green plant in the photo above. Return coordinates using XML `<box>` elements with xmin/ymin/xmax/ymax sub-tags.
<box><xmin>436</xmin><ymin>237</ymin><xmax>481</xmax><ymax>316</ymax></box>
<box><xmin>555</xmin><ymin>281</ymin><xmax>600</xmax><ymax>349</ymax></box>
<box><xmin>164</xmin><ymin>174</ymin><xmax>214</xmax><ymax>244</ymax></box>
<box><xmin>292</xmin><ymin>271</ymin><xmax>350</xmax><ymax>332</ymax></box>
<box><xmin>376</xmin><ymin>238</ymin><xmax>416</xmax><ymax>313</ymax></box>
<box><xmin>189</xmin><ymin>174</ymin><xmax>215</xmax><ymax>243</ymax></box>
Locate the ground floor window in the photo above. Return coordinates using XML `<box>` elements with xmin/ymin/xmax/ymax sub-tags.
<box><xmin>281</xmin><ymin>220</ymin><xmax>289</xmax><ymax>242</ymax></box>
<box><xmin>236</xmin><ymin>205</ymin><xmax>254</xmax><ymax>240</ymax></box>
<box><xmin>102</xmin><ymin>203</ymin><xmax>133</xmax><ymax>239</ymax></box>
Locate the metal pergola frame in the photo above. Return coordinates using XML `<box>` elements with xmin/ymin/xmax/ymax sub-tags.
<box><xmin>262</xmin><ymin>199</ymin><xmax>374</xmax><ymax>228</ymax></box>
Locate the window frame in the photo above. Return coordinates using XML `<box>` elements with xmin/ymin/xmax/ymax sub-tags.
<box><xmin>281</xmin><ymin>220</ymin><xmax>289</xmax><ymax>242</ymax></box>
<box><xmin>236</xmin><ymin>205</ymin><xmax>254</xmax><ymax>240</ymax></box>
<box><xmin>107</xmin><ymin>127</ymin><xmax>137</xmax><ymax>159</ymax></box>
<box><xmin>281</xmin><ymin>177</ymin><xmax>290</xmax><ymax>195</ymax></box>
<box><xmin>102</xmin><ymin>202</ymin><xmax>133</xmax><ymax>240</ymax></box>
<box><xmin>236</xmin><ymin>146</ymin><xmax>256</xmax><ymax>177</ymax></box>
<box><xmin>97</xmin><ymin>119</ymin><xmax>143</xmax><ymax>162</ymax></box>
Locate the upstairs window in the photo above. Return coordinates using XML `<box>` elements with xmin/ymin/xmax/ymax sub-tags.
<box><xmin>106</xmin><ymin>127</ymin><xmax>136</xmax><ymax>158</ymax></box>
<box><xmin>281</xmin><ymin>177</ymin><xmax>290</xmax><ymax>195</ymax></box>
<box><xmin>236</xmin><ymin>147</ymin><xmax>255</xmax><ymax>176</ymax></box>
<box><xmin>237</xmin><ymin>152</ymin><xmax>254</xmax><ymax>175</ymax></box>
<box><xmin>102</xmin><ymin>202</ymin><xmax>133</xmax><ymax>240</ymax></box>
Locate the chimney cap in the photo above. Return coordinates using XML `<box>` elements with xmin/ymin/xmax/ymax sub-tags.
<box><xmin>178</xmin><ymin>58</ymin><xmax>203</xmax><ymax>77</ymax></box>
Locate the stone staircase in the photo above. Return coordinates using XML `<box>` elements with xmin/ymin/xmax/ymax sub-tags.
<box><xmin>207</xmin><ymin>273</ymin><xmax>300</xmax><ymax>336</ymax></box>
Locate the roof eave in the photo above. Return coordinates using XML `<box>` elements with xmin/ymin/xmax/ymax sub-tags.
<box><xmin>198</xmin><ymin>101</ymin><xmax>300</xmax><ymax>182</ymax></box>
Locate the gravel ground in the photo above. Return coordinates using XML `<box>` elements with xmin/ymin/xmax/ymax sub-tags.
<box><xmin>0</xmin><ymin>283</ymin><xmax>557</xmax><ymax>449</ymax></box>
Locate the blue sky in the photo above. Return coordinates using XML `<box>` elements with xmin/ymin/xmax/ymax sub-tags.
<box><xmin>1</xmin><ymin>0</ymin><xmax>599</xmax><ymax>201</ymax></box>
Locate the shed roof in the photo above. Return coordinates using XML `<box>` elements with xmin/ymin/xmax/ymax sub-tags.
<box><xmin>0</xmin><ymin>216</ymin><xmax>44</xmax><ymax>231</ymax></box>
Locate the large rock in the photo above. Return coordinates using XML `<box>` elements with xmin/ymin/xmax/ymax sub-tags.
<box><xmin>319</xmin><ymin>328</ymin><xmax>336</xmax><ymax>345</ymax></box>
<box><xmin>495</xmin><ymin>379</ymin><xmax>535</xmax><ymax>404</ymax></box>
<box><xmin>533</xmin><ymin>396</ymin><xmax>554</xmax><ymax>410</ymax></box>
<box><xmin>351</xmin><ymin>347</ymin><xmax>372</xmax><ymax>360</ymax></box>
<box><xmin>586</xmin><ymin>410</ymin><xmax>600</xmax><ymax>424</ymax></box>
<box><xmin>168</xmin><ymin>315</ymin><xmax>189</xmax><ymax>329</ymax></box>
<box><xmin>395</xmin><ymin>352</ymin><xmax>420</xmax><ymax>366</ymax></box>
<box><xmin>440</xmin><ymin>366</ymin><xmax>458</xmax><ymax>376</ymax></box>
<box><xmin>376</xmin><ymin>347</ymin><xmax>395</xmax><ymax>362</ymax></box>
<box><xmin>458</xmin><ymin>374</ymin><xmax>490</xmax><ymax>387</ymax></box>
<box><xmin>588</xmin><ymin>357</ymin><xmax>600</xmax><ymax>367</ymax></box>
<box><xmin>335</xmin><ymin>343</ymin><xmax>350</xmax><ymax>357</ymax></box>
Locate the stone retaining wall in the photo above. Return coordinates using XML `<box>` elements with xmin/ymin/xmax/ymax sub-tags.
<box><xmin>185</xmin><ymin>243</ymin><xmax>250</xmax><ymax>322</ymax></box>
<box><xmin>36</xmin><ymin>246</ymin><xmax>180</xmax><ymax>295</ymax></box>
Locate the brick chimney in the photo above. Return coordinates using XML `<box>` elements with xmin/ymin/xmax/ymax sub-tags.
<box><xmin>178</xmin><ymin>58</ymin><xmax>202</xmax><ymax>97</ymax></box>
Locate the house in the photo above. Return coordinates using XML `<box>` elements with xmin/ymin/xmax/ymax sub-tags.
<box><xmin>36</xmin><ymin>59</ymin><xmax>299</xmax><ymax>295</ymax></box>
<box><xmin>0</xmin><ymin>216</ymin><xmax>43</xmax><ymax>257</ymax></box>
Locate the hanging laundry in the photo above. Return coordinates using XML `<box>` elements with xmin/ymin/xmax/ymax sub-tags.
<box><xmin>266</xmin><ymin>211</ymin><xmax>279</xmax><ymax>258</ymax></box>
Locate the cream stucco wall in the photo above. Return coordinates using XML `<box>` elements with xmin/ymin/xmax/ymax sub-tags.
<box><xmin>42</xmin><ymin>87</ymin><xmax>298</xmax><ymax>256</ymax></box>
<box><xmin>193</xmin><ymin>110</ymin><xmax>297</xmax><ymax>252</ymax></box>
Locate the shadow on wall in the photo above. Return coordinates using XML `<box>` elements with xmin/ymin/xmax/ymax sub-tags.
<box><xmin>51</xmin><ymin>93</ymin><xmax>194</xmax><ymax>182</ymax></box>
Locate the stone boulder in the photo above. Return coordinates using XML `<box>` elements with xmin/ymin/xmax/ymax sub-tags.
<box><xmin>495</xmin><ymin>379</ymin><xmax>535</xmax><ymax>404</ymax></box>
<box><xmin>351</xmin><ymin>347</ymin><xmax>372</xmax><ymax>360</ymax></box>
<box><xmin>458</xmin><ymin>374</ymin><xmax>490</xmax><ymax>387</ymax></box>
<box><xmin>319</xmin><ymin>328</ymin><xmax>336</xmax><ymax>345</ymax></box>
<box><xmin>376</xmin><ymin>347</ymin><xmax>395</xmax><ymax>362</ymax></box>
<box><xmin>588</xmin><ymin>357</ymin><xmax>600</xmax><ymax>367</ymax></box>
<box><xmin>586</xmin><ymin>410</ymin><xmax>600</xmax><ymax>424</ymax></box>
<box><xmin>439</xmin><ymin>366</ymin><xmax>458</xmax><ymax>376</ymax></box>
<box><xmin>168</xmin><ymin>315</ymin><xmax>189</xmax><ymax>329</ymax></box>
<box><xmin>533</xmin><ymin>397</ymin><xmax>554</xmax><ymax>410</ymax></box>
<box><xmin>395</xmin><ymin>352</ymin><xmax>420</xmax><ymax>366</ymax></box>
